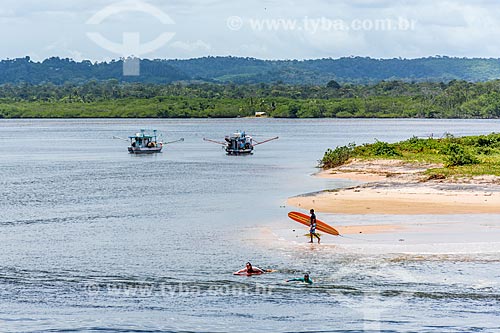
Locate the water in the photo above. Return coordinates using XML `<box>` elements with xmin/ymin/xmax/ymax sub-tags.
<box><xmin>0</xmin><ymin>118</ymin><xmax>499</xmax><ymax>333</ymax></box>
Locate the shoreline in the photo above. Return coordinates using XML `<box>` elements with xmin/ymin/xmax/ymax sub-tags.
<box><xmin>288</xmin><ymin>159</ymin><xmax>500</xmax><ymax>215</ymax></box>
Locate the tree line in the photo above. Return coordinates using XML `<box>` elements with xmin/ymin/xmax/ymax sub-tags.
<box><xmin>1</xmin><ymin>80</ymin><xmax>500</xmax><ymax>118</ymax></box>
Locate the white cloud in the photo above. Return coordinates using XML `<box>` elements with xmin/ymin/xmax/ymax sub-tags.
<box><xmin>2</xmin><ymin>0</ymin><xmax>500</xmax><ymax>60</ymax></box>
<box><xmin>170</xmin><ymin>40</ymin><xmax>211</xmax><ymax>52</ymax></box>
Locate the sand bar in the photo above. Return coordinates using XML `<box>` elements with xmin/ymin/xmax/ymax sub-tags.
<box><xmin>288</xmin><ymin>159</ymin><xmax>500</xmax><ymax>215</ymax></box>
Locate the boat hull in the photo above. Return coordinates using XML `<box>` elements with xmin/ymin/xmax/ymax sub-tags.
<box><xmin>226</xmin><ymin>148</ymin><xmax>253</xmax><ymax>155</ymax></box>
<box><xmin>128</xmin><ymin>147</ymin><xmax>162</xmax><ymax>154</ymax></box>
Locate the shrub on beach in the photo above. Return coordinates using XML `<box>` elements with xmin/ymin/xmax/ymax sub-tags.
<box><xmin>475</xmin><ymin>146</ymin><xmax>494</xmax><ymax>155</ymax></box>
<box><xmin>320</xmin><ymin>133</ymin><xmax>500</xmax><ymax>176</ymax></box>
<box><xmin>370</xmin><ymin>140</ymin><xmax>402</xmax><ymax>157</ymax></box>
<box><xmin>353</xmin><ymin>140</ymin><xmax>402</xmax><ymax>158</ymax></box>
<box><xmin>399</xmin><ymin>136</ymin><xmax>441</xmax><ymax>153</ymax></box>
<box><xmin>461</xmin><ymin>133</ymin><xmax>500</xmax><ymax>148</ymax></box>
<box><xmin>320</xmin><ymin>143</ymin><xmax>356</xmax><ymax>169</ymax></box>
<box><xmin>441</xmin><ymin>143</ymin><xmax>479</xmax><ymax>167</ymax></box>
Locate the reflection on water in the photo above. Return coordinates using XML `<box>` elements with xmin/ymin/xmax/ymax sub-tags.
<box><xmin>0</xmin><ymin>118</ymin><xmax>499</xmax><ymax>332</ymax></box>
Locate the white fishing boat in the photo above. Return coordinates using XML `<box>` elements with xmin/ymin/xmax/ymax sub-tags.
<box><xmin>128</xmin><ymin>129</ymin><xmax>163</xmax><ymax>154</ymax></box>
<box><xmin>114</xmin><ymin>129</ymin><xmax>183</xmax><ymax>154</ymax></box>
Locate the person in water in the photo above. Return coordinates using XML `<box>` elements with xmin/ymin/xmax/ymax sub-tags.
<box><xmin>286</xmin><ymin>273</ymin><xmax>313</xmax><ymax>284</ymax></box>
<box><xmin>233</xmin><ymin>262</ymin><xmax>265</xmax><ymax>275</ymax></box>
<box><xmin>309</xmin><ymin>209</ymin><xmax>321</xmax><ymax>244</ymax></box>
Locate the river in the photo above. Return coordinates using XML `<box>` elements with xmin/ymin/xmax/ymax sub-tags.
<box><xmin>0</xmin><ymin>118</ymin><xmax>499</xmax><ymax>332</ymax></box>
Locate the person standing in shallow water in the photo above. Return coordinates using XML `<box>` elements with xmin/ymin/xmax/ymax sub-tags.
<box><xmin>309</xmin><ymin>209</ymin><xmax>321</xmax><ymax>244</ymax></box>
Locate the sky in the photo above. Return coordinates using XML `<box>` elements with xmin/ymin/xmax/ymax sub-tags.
<box><xmin>2</xmin><ymin>0</ymin><xmax>500</xmax><ymax>61</ymax></box>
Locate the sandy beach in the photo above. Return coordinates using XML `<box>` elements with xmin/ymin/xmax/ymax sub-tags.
<box><xmin>288</xmin><ymin>159</ymin><xmax>500</xmax><ymax>215</ymax></box>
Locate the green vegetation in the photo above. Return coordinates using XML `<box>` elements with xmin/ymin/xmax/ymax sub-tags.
<box><xmin>6</xmin><ymin>56</ymin><xmax>500</xmax><ymax>85</ymax></box>
<box><xmin>3</xmin><ymin>79</ymin><xmax>500</xmax><ymax>118</ymax></box>
<box><xmin>321</xmin><ymin>144</ymin><xmax>356</xmax><ymax>168</ymax></box>
<box><xmin>320</xmin><ymin>133</ymin><xmax>500</xmax><ymax>177</ymax></box>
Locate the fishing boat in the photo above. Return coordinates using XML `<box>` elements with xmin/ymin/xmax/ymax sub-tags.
<box><xmin>128</xmin><ymin>129</ymin><xmax>163</xmax><ymax>154</ymax></box>
<box><xmin>203</xmin><ymin>131</ymin><xmax>278</xmax><ymax>155</ymax></box>
<box><xmin>114</xmin><ymin>129</ymin><xmax>184</xmax><ymax>154</ymax></box>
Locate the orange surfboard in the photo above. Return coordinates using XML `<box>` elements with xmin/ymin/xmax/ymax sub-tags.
<box><xmin>288</xmin><ymin>211</ymin><xmax>340</xmax><ymax>236</ymax></box>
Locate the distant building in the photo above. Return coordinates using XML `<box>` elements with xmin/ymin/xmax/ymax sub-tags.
<box><xmin>255</xmin><ymin>112</ymin><xmax>267</xmax><ymax>117</ymax></box>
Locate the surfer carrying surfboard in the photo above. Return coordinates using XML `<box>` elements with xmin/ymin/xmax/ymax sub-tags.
<box><xmin>309</xmin><ymin>209</ymin><xmax>321</xmax><ymax>244</ymax></box>
<box><xmin>288</xmin><ymin>211</ymin><xmax>339</xmax><ymax>238</ymax></box>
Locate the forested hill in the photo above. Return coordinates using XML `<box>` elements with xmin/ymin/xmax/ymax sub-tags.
<box><xmin>0</xmin><ymin>57</ymin><xmax>189</xmax><ymax>85</ymax></box>
<box><xmin>2</xmin><ymin>56</ymin><xmax>500</xmax><ymax>85</ymax></box>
